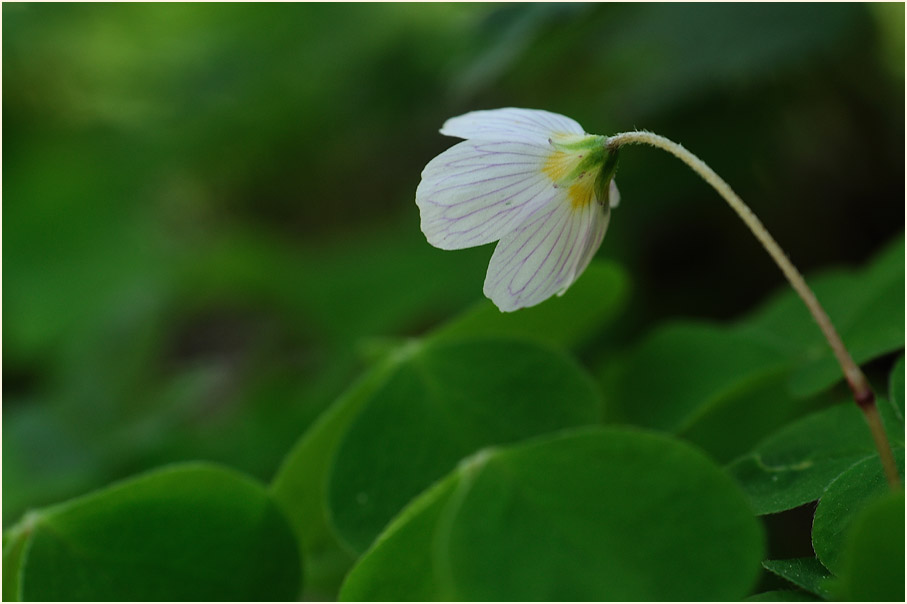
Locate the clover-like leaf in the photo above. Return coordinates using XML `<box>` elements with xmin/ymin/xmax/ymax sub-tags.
<box><xmin>727</xmin><ymin>403</ymin><xmax>889</xmax><ymax>514</ymax></box>
<box><xmin>2</xmin><ymin>517</ymin><xmax>32</xmax><ymax>602</ymax></box>
<box><xmin>270</xmin><ymin>353</ymin><xmax>404</xmax><ymax>599</ymax></box>
<box><xmin>341</xmin><ymin>428</ymin><xmax>763</xmax><ymax>601</ymax></box>
<box><xmin>327</xmin><ymin>337</ymin><xmax>601</xmax><ymax>553</ymax></box>
<box><xmin>744</xmin><ymin>236</ymin><xmax>905</xmax><ymax>397</ymax></box>
<box><xmin>606</xmin><ymin>321</ymin><xmax>829</xmax><ymax>462</ymax></box>
<box><xmin>831</xmin><ymin>491</ymin><xmax>905</xmax><ymax>601</ymax></box>
<box><xmin>811</xmin><ymin>447</ymin><xmax>905</xmax><ymax>574</ymax></box>
<box><xmin>609</xmin><ymin>321</ymin><xmax>789</xmax><ymax>432</ymax></box>
<box><xmin>746</xmin><ymin>590</ymin><xmax>820</xmax><ymax>601</ymax></box>
<box><xmin>761</xmin><ymin>558</ymin><xmax>832</xmax><ymax>599</ymax></box>
<box><xmin>14</xmin><ymin>463</ymin><xmax>300</xmax><ymax>601</ymax></box>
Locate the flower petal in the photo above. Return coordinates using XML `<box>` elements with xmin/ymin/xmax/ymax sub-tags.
<box><xmin>571</xmin><ymin>184</ymin><xmax>613</xmax><ymax>283</ymax></box>
<box><xmin>608</xmin><ymin>179</ymin><xmax>620</xmax><ymax>208</ymax></box>
<box><xmin>440</xmin><ymin>108</ymin><xmax>585</xmax><ymax>146</ymax></box>
<box><xmin>483</xmin><ymin>194</ymin><xmax>611</xmax><ymax>312</ymax></box>
<box><xmin>416</xmin><ymin>139</ymin><xmax>561</xmax><ymax>250</ymax></box>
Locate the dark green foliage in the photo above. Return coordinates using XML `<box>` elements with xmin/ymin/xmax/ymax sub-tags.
<box><xmin>341</xmin><ymin>428</ymin><xmax>763</xmax><ymax>601</ymax></box>
<box><xmin>327</xmin><ymin>338</ymin><xmax>602</xmax><ymax>553</ymax></box>
<box><xmin>746</xmin><ymin>590</ymin><xmax>821</xmax><ymax>602</ymax></box>
<box><xmin>811</xmin><ymin>449</ymin><xmax>905</xmax><ymax>575</ymax></box>
<box><xmin>10</xmin><ymin>464</ymin><xmax>300</xmax><ymax>601</ymax></box>
<box><xmin>727</xmin><ymin>402</ymin><xmax>901</xmax><ymax>515</ymax></box>
<box><xmin>608</xmin><ymin>238</ymin><xmax>905</xmax><ymax>463</ymax></box>
<box><xmin>831</xmin><ymin>492</ymin><xmax>906</xmax><ymax>601</ymax></box>
<box><xmin>4</xmin><ymin>3</ymin><xmax>904</xmax><ymax>601</ymax></box>
<box><xmin>762</xmin><ymin>558</ymin><xmax>832</xmax><ymax>599</ymax></box>
<box><xmin>890</xmin><ymin>355</ymin><xmax>905</xmax><ymax>420</ymax></box>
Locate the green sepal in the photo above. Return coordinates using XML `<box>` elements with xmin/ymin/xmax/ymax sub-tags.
<box><xmin>595</xmin><ymin>148</ymin><xmax>620</xmax><ymax>206</ymax></box>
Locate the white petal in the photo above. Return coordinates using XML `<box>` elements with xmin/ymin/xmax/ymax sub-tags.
<box><xmin>440</xmin><ymin>108</ymin><xmax>585</xmax><ymax>146</ymax></box>
<box><xmin>608</xmin><ymin>179</ymin><xmax>620</xmax><ymax>208</ymax></box>
<box><xmin>570</xmin><ymin>189</ymin><xmax>612</xmax><ymax>286</ymax></box>
<box><xmin>483</xmin><ymin>195</ymin><xmax>610</xmax><ymax>312</ymax></box>
<box><xmin>416</xmin><ymin>139</ymin><xmax>560</xmax><ymax>250</ymax></box>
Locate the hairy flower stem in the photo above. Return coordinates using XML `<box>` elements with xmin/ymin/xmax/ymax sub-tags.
<box><xmin>607</xmin><ymin>130</ymin><xmax>900</xmax><ymax>488</ymax></box>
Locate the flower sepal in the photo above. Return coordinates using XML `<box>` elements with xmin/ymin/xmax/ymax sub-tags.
<box><xmin>595</xmin><ymin>148</ymin><xmax>620</xmax><ymax>208</ymax></box>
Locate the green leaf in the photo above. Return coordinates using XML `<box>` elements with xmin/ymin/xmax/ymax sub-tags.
<box><xmin>341</xmin><ymin>427</ymin><xmax>764</xmax><ymax>601</ymax></box>
<box><xmin>610</xmin><ymin>321</ymin><xmax>789</xmax><ymax>432</ymax></box>
<box><xmin>880</xmin><ymin>394</ymin><xmax>906</xmax><ymax>447</ymax></box>
<box><xmin>608</xmin><ymin>321</ymin><xmax>824</xmax><ymax>461</ymax></box>
<box><xmin>270</xmin><ymin>350</ymin><xmax>407</xmax><ymax>599</ymax></box>
<box><xmin>761</xmin><ymin>558</ymin><xmax>832</xmax><ymax>599</ymax></box>
<box><xmin>746</xmin><ymin>590</ymin><xmax>820</xmax><ymax>601</ymax></box>
<box><xmin>2</xmin><ymin>513</ymin><xmax>38</xmax><ymax>602</ymax></box>
<box><xmin>605</xmin><ymin>239</ymin><xmax>905</xmax><ymax>462</ymax></box>
<box><xmin>789</xmin><ymin>277</ymin><xmax>905</xmax><ymax>396</ymax></box>
<box><xmin>831</xmin><ymin>491</ymin><xmax>905</xmax><ymax>602</ymax></box>
<box><xmin>17</xmin><ymin>463</ymin><xmax>300</xmax><ymax>601</ymax></box>
<box><xmin>811</xmin><ymin>447</ymin><xmax>905</xmax><ymax>574</ymax></box>
<box><xmin>727</xmin><ymin>403</ymin><xmax>887</xmax><ymax>514</ymax></box>
<box><xmin>337</xmin><ymin>472</ymin><xmax>462</xmax><ymax>602</ymax></box>
<box><xmin>890</xmin><ymin>354</ymin><xmax>904</xmax><ymax>421</ymax></box>
<box><xmin>327</xmin><ymin>337</ymin><xmax>601</xmax><ymax>553</ymax></box>
<box><xmin>431</xmin><ymin>260</ymin><xmax>629</xmax><ymax>349</ymax></box>
<box><xmin>677</xmin><ymin>370</ymin><xmax>826</xmax><ymax>463</ymax></box>
<box><xmin>745</xmin><ymin>237</ymin><xmax>905</xmax><ymax>397</ymax></box>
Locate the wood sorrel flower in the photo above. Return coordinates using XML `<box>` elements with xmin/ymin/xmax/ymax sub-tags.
<box><xmin>416</xmin><ymin>108</ymin><xmax>619</xmax><ymax>312</ymax></box>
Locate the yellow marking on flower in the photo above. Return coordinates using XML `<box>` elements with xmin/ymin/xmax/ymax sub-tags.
<box><xmin>542</xmin><ymin>150</ymin><xmax>573</xmax><ymax>182</ymax></box>
<box><xmin>542</xmin><ymin>133</ymin><xmax>606</xmax><ymax>209</ymax></box>
<box><xmin>542</xmin><ymin>133</ymin><xmax>591</xmax><ymax>182</ymax></box>
<box><xmin>567</xmin><ymin>175</ymin><xmax>596</xmax><ymax>209</ymax></box>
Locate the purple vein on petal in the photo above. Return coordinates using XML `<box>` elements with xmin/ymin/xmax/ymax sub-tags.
<box><xmin>522</xmin><ymin>209</ymin><xmax>575</xmax><ymax>299</ymax></box>
<box><xmin>535</xmin><ymin>205</ymin><xmax>588</xmax><ymax>299</ymax></box>
<box><xmin>450</xmin><ymin>185</ymin><xmax>557</xmax><ymax>246</ymax></box>
<box><xmin>504</xmin><ymin>206</ymin><xmax>566</xmax><ymax>283</ymax></box>
<box><xmin>429</xmin><ymin>170</ymin><xmax>539</xmax><ymax>200</ymax></box>
<box><xmin>469</xmin><ymin>139</ymin><xmax>551</xmax><ymax>155</ymax></box>
<box><xmin>485</xmin><ymin>198</ymin><xmax>602</xmax><ymax>309</ymax></box>
<box><xmin>444</xmin><ymin>193</ymin><xmax>544</xmax><ymax>239</ymax></box>
<box><xmin>437</xmin><ymin>176</ymin><xmax>545</xmax><ymax>218</ymax></box>
<box><xmin>492</xmin><ymin>204</ymin><xmax>561</xmax><ymax>282</ymax></box>
<box><xmin>430</xmin><ymin>183</ymin><xmax>557</xmax><ymax>248</ymax></box>
<box><xmin>510</xmin><ymin>205</ymin><xmax>573</xmax><ymax>298</ymax></box>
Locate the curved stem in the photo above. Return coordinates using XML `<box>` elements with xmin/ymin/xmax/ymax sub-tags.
<box><xmin>607</xmin><ymin>130</ymin><xmax>900</xmax><ymax>488</ymax></box>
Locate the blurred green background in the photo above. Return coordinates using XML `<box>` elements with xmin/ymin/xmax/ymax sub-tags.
<box><xmin>3</xmin><ymin>2</ymin><xmax>904</xmax><ymax>525</ymax></box>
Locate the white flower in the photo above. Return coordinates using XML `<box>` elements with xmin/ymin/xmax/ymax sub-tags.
<box><xmin>415</xmin><ymin>108</ymin><xmax>620</xmax><ymax>312</ymax></box>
